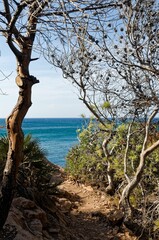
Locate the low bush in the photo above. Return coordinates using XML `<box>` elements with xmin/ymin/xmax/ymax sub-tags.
<box><xmin>0</xmin><ymin>134</ymin><xmax>57</xmax><ymax>197</ymax></box>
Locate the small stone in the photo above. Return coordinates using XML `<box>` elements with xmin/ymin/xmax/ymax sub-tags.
<box><xmin>101</xmin><ymin>194</ymin><xmax>106</xmax><ymax>200</ymax></box>
<box><xmin>108</xmin><ymin>209</ymin><xmax>124</xmax><ymax>226</ymax></box>
<box><xmin>112</xmin><ymin>226</ymin><xmax>119</xmax><ymax>235</ymax></box>
<box><xmin>100</xmin><ymin>232</ymin><xmax>105</xmax><ymax>237</ymax></box>
<box><xmin>58</xmin><ymin>198</ymin><xmax>72</xmax><ymax>211</ymax></box>
<box><xmin>84</xmin><ymin>186</ymin><xmax>94</xmax><ymax>191</ymax></box>
<box><xmin>48</xmin><ymin>228</ymin><xmax>60</xmax><ymax>233</ymax></box>
<box><xmin>29</xmin><ymin>219</ymin><xmax>43</xmax><ymax>235</ymax></box>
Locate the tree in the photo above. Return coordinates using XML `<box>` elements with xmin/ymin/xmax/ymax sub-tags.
<box><xmin>0</xmin><ymin>0</ymin><xmax>158</xmax><ymax>228</ymax></box>
<box><xmin>0</xmin><ymin>0</ymin><xmax>120</xmax><ymax>229</ymax></box>
<box><xmin>48</xmin><ymin>0</ymin><xmax>159</xmax><ymax>212</ymax></box>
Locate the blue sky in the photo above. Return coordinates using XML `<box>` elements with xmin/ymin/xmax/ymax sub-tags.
<box><xmin>0</xmin><ymin>38</ymin><xmax>91</xmax><ymax>118</ymax></box>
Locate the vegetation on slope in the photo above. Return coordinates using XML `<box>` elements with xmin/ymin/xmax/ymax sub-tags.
<box><xmin>66</xmin><ymin>119</ymin><xmax>159</xmax><ymax>239</ymax></box>
<box><xmin>0</xmin><ymin>134</ymin><xmax>58</xmax><ymax>197</ymax></box>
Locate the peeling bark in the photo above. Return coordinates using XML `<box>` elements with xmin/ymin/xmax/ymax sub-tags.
<box><xmin>0</xmin><ymin>0</ymin><xmax>40</xmax><ymax>228</ymax></box>
<box><xmin>0</xmin><ymin>73</ymin><xmax>39</xmax><ymax>229</ymax></box>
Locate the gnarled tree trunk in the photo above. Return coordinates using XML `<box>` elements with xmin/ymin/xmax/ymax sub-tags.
<box><xmin>0</xmin><ymin>64</ymin><xmax>39</xmax><ymax>228</ymax></box>
<box><xmin>119</xmin><ymin>107</ymin><xmax>159</xmax><ymax>214</ymax></box>
<box><xmin>0</xmin><ymin>0</ymin><xmax>39</xmax><ymax>227</ymax></box>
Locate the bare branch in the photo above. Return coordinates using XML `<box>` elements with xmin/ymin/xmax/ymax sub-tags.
<box><xmin>2</xmin><ymin>0</ymin><xmax>11</xmax><ymax>23</ymax></box>
<box><xmin>0</xmin><ymin>70</ymin><xmax>13</xmax><ymax>81</ymax></box>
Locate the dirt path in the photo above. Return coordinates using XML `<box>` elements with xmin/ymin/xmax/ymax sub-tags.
<box><xmin>56</xmin><ymin>179</ymin><xmax>137</xmax><ymax>240</ymax></box>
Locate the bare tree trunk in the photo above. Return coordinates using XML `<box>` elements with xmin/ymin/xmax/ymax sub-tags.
<box><xmin>119</xmin><ymin>153</ymin><xmax>145</xmax><ymax>209</ymax></box>
<box><xmin>102</xmin><ymin>134</ymin><xmax>115</xmax><ymax>195</ymax></box>
<box><xmin>0</xmin><ymin>0</ymin><xmax>39</xmax><ymax>229</ymax></box>
<box><xmin>105</xmin><ymin>161</ymin><xmax>115</xmax><ymax>195</ymax></box>
<box><xmin>120</xmin><ymin>139</ymin><xmax>159</xmax><ymax>209</ymax></box>
<box><xmin>0</xmin><ymin>72</ymin><xmax>39</xmax><ymax>229</ymax></box>
<box><xmin>119</xmin><ymin>107</ymin><xmax>159</xmax><ymax>212</ymax></box>
<box><xmin>123</xmin><ymin>122</ymin><xmax>133</xmax><ymax>184</ymax></box>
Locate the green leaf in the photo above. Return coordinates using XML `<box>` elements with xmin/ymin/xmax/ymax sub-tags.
<box><xmin>154</xmin><ymin>219</ymin><xmax>159</xmax><ymax>231</ymax></box>
<box><xmin>101</xmin><ymin>101</ymin><xmax>111</xmax><ymax>109</ymax></box>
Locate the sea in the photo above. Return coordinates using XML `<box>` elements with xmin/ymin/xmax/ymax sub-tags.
<box><xmin>0</xmin><ymin>118</ymin><xmax>87</xmax><ymax>167</ymax></box>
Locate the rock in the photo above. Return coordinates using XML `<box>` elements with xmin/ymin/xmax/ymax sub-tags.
<box><xmin>0</xmin><ymin>224</ymin><xmax>17</xmax><ymax>240</ymax></box>
<box><xmin>112</xmin><ymin>226</ymin><xmax>119</xmax><ymax>235</ymax></box>
<box><xmin>28</xmin><ymin>219</ymin><xmax>43</xmax><ymax>236</ymax></box>
<box><xmin>5</xmin><ymin>197</ymin><xmax>52</xmax><ymax>240</ymax></box>
<box><xmin>101</xmin><ymin>194</ymin><xmax>106</xmax><ymax>200</ymax></box>
<box><xmin>91</xmin><ymin>211</ymin><xmax>102</xmax><ymax>217</ymax></box>
<box><xmin>57</xmin><ymin>198</ymin><xmax>72</xmax><ymax>212</ymax></box>
<box><xmin>83</xmin><ymin>185</ymin><xmax>94</xmax><ymax>192</ymax></box>
<box><xmin>23</xmin><ymin>208</ymin><xmax>47</xmax><ymax>225</ymax></box>
<box><xmin>108</xmin><ymin>209</ymin><xmax>124</xmax><ymax>226</ymax></box>
<box><xmin>48</xmin><ymin>227</ymin><xmax>60</xmax><ymax>233</ymax></box>
<box><xmin>50</xmin><ymin>174</ymin><xmax>63</xmax><ymax>186</ymax></box>
<box><xmin>13</xmin><ymin>197</ymin><xmax>36</xmax><ymax>209</ymax></box>
<box><xmin>99</xmin><ymin>232</ymin><xmax>105</xmax><ymax>237</ymax></box>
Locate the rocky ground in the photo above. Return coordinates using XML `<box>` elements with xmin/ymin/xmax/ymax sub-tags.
<box><xmin>0</xmin><ymin>166</ymin><xmax>139</xmax><ymax>240</ymax></box>
<box><xmin>56</xmin><ymin>179</ymin><xmax>137</xmax><ymax>240</ymax></box>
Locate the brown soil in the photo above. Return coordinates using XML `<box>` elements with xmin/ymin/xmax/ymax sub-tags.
<box><xmin>55</xmin><ymin>176</ymin><xmax>138</xmax><ymax>240</ymax></box>
<box><xmin>0</xmin><ymin>165</ymin><xmax>139</xmax><ymax>240</ymax></box>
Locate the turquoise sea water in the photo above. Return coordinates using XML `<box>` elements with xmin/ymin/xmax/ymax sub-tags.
<box><xmin>0</xmin><ymin>118</ymin><xmax>86</xmax><ymax>167</ymax></box>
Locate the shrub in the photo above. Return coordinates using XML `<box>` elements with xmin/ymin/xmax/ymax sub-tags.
<box><xmin>0</xmin><ymin>134</ymin><xmax>56</xmax><ymax>196</ymax></box>
<box><xmin>66</xmin><ymin>120</ymin><xmax>159</xmax><ymax>198</ymax></box>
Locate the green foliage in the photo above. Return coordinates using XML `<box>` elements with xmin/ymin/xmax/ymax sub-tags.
<box><xmin>23</xmin><ymin>134</ymin><xmax>47</xmax><ymax>162</ymax></box>
<box><xmin>66</xmin><ymin>120</ymin><xmax>159</xmax><ymax>200</ymax></box>
<box><xmin>0</xmin><ymin>134</ymin><xmax>56</xmax><ymax>196</ymax></box>
<box><xmin>66</xmin><ymin>120</ymin><xmax>159</xmax><ymax>240</ymax></box>
<box><xmin>154</xmin><ymin>219</ymin><xmax>159</xmax><ymax>231</ymax></box>
<box><xmin>66</xmin><ymin>120</ymin><xmax>106</xmax><ymax>185</ymax></box>
<box><xmin>101</xmin><ymin>101</ymin><xmax>111</xmax><ymax>109</ymax></box>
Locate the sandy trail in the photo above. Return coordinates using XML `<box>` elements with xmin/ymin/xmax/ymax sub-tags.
<box><xmin>57</xmin><ymin>179</ymin><xmax>136</xmax><ymax>240</ymax></box>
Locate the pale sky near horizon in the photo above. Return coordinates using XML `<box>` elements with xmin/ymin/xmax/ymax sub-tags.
<box><xmin>0</xmin><ymin>38</ymin><xmax>91</xmax><ymax>119</ymax></box>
